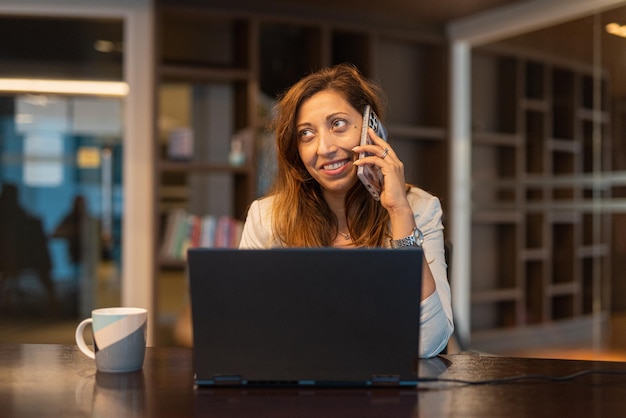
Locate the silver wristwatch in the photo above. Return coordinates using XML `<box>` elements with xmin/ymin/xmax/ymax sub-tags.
<box><xmin>390</xmin><ymin>227</ymin><xmax>424</xmax><ymax>248</ymax></box>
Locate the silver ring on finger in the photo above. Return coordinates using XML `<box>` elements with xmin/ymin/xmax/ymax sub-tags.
<box><xmin>380</xmin><ymin>147</ymin><xmax>390</xmax><ymax>159</ymax></box>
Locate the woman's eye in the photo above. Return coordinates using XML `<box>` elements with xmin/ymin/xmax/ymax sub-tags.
<box><xmin>331</xmin><ymin>118</ymin><xmax>348</xmax><ymax>132</ymax></box>
<box><xmin>299</xmin><ymin>128</ymin><xmax>314</xmax><ymax>141</ymax></box>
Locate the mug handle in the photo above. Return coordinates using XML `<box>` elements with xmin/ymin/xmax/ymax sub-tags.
<box><xmin>75</xmin><ymin>318</ymin><xmax>95</xmax><ymax>359</ymax></box>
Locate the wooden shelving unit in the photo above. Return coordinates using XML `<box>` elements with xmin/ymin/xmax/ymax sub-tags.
<box><xmin>470</xmin><ymin>47</ymin><xmax>612</xmax><ymax>350</ymax></box>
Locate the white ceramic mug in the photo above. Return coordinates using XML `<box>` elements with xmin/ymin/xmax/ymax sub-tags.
<box><xmin>75</xmin><ymin>307</ymin><xmax>147</xmax><ymax>373</ymax></box>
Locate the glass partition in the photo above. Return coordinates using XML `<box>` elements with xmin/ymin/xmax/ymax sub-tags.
<box><xmin>0</xmin><ymin>17</ymin><xmax>124</xmax><ymax>327</ymax></box>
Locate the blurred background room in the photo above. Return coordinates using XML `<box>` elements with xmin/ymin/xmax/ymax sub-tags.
<box><xmin>1</xmin><ymin>0</ymin><xmax>626</xmax><ymax>361</ymax></box>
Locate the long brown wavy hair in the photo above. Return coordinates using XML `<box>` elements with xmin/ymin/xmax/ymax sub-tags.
<box><xmin>267</xmin><ymin>63</ymin><xmax>392</xmax><ymax>247</ymax></box>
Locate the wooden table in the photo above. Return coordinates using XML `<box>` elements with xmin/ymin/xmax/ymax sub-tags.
<box><xmin>2</xmin><ymin>344</ymin><xmax>626</xmax><ymax>417</ymax></box>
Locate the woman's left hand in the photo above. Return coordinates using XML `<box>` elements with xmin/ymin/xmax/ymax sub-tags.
<box><xmin>352</xmin><ymin>128</ymin><xmax>410</xmax><ymax>213</ymax></box>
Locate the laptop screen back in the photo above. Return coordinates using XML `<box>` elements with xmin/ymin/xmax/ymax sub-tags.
<box><xmin>187</xmin><ymin>247</ymin><xmax>423</xmax><ymax>387</ymax></box>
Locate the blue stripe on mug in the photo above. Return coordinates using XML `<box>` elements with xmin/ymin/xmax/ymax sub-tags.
<box><xmin>95</xmin><ymin>325</ymin><xmax>147</xmax><ymax>373</ymax></box>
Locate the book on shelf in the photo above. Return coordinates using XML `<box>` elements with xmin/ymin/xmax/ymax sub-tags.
<box><xmin>160</xmin><ymin>209</ymin><xmax>244</xmax><ymax>261</ymax></box>
<box><xmin>166</xmin><ymin>127</ymin><xmax>194</xmax><ymax>161</ymax></box>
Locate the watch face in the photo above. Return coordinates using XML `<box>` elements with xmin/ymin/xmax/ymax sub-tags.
<box><xmin>414</xmin><ymin>228</ymin><xmax>424</xmax><ymax>247</ymax></box>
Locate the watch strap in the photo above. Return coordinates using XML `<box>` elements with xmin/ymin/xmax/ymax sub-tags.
<box><xmin>390</xmin><ymin>227</ymin><xmax>424</xmax><ymax>248</ymax></box>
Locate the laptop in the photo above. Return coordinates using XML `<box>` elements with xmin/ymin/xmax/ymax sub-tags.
<box><xmin>187</xmin><ymin>247</ymin><xmax>423</xmax><ymax>388</ymax></box>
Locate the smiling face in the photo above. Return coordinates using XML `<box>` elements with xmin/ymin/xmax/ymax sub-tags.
<box><xmin>296</xmin><ymin>90</ymin><xmax>363</xmax><ymax>199</ymax></box>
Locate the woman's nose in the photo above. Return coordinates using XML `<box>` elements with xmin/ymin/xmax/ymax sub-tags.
<box><xmin>316</xmin><ymin>129</ymin><xmax>338</xmax><ymax>155</ymax></box>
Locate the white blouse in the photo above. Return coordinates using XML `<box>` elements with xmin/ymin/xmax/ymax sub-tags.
<box><xmin>239</xmin><ymin>186</ymin><xmax>454</xmax><ymax>358</ymax></box>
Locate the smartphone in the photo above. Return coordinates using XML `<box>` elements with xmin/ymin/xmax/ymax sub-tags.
<box><xmin>357</xmin><ymin>105</ymin><xmax>388</xmax><ymax>201</ymax></box>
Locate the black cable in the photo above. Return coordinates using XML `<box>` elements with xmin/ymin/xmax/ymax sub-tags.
<box><xmin>418</xmin><ymin>369</ymin><xmax>626</xmax><ymax>386</ymax></box>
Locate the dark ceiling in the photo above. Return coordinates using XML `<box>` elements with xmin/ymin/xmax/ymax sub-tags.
<box><xmin>158</xmin><ymin>0</ymin><xmax>528</xmax><ymax>32</ymax></box>
<box><xmin>269</xmin><ymin>0</ymin><xmax>526</xmax><ymax>27</ymax></box>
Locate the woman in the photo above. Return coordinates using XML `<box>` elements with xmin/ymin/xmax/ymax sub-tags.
<box><xmin>239</xmin><ymin>63</ymin><xmax>453</xmax><ymax>357</ymax></box>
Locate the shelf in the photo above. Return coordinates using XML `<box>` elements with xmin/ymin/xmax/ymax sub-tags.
<box><xmin>547</xmin><ymin>139</ymin><xmax>580</xmax><ymax>153</ymax></box>
<box><xmin>472</xmin><ymin>178</ymin><xmax>519</xmax><ymax>191</ymax></box>
<box><xmin>547</xmin><ymin>282</ymin><xmax>580</xmax><ymax>297</ymax></box>
<box><xmin>159</xmin><ymin>65</ymin><xmax>252</xmax><ymax>82</ymax></box>
<box><xmin>473</xmin><ymin>132</ymin><xmax>520</xmax><ymax>146</ymax></box>
<box><xmin>388</xmin><ymin>124</ymin><xmax>446</xmax><ymax>140</ymax></box>
<box><xmin>577</xmin><ymin>108</ymin><xmax>609</xmax><ymax>123</ymax></box>
<box><xmin>577</xmin><ymin>244</ymin><xmax>609</xmax><ymax>258</ymax></box>
<box><xmin>159</xmin><ymin>160</ymin><xmax>252</xmax><ymax>174</ymax></box>
<box><xmin>547</xmin><ymin>210</ymin><xmax>580</xmax><ymax>224</ymax></box>
<box><xmin>472</xmin><ymin>288</ymin><xmax>522</xmax><ymax>304</ymax></box>
<box><xmin>472</xmin><ymin>210</ymin><xmax>522</xmax><ymax>224</ymax></box>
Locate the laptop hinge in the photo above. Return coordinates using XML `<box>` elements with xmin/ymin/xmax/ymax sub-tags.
<box><xmin>212</xmin><ymin>375</ymin><xmax>243</xmax><ymax>386</ymax></box>
<box><xmin>371</xmin><ymin>375</ymin><xmax>401</xmax><ymax>387</ymax></box>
